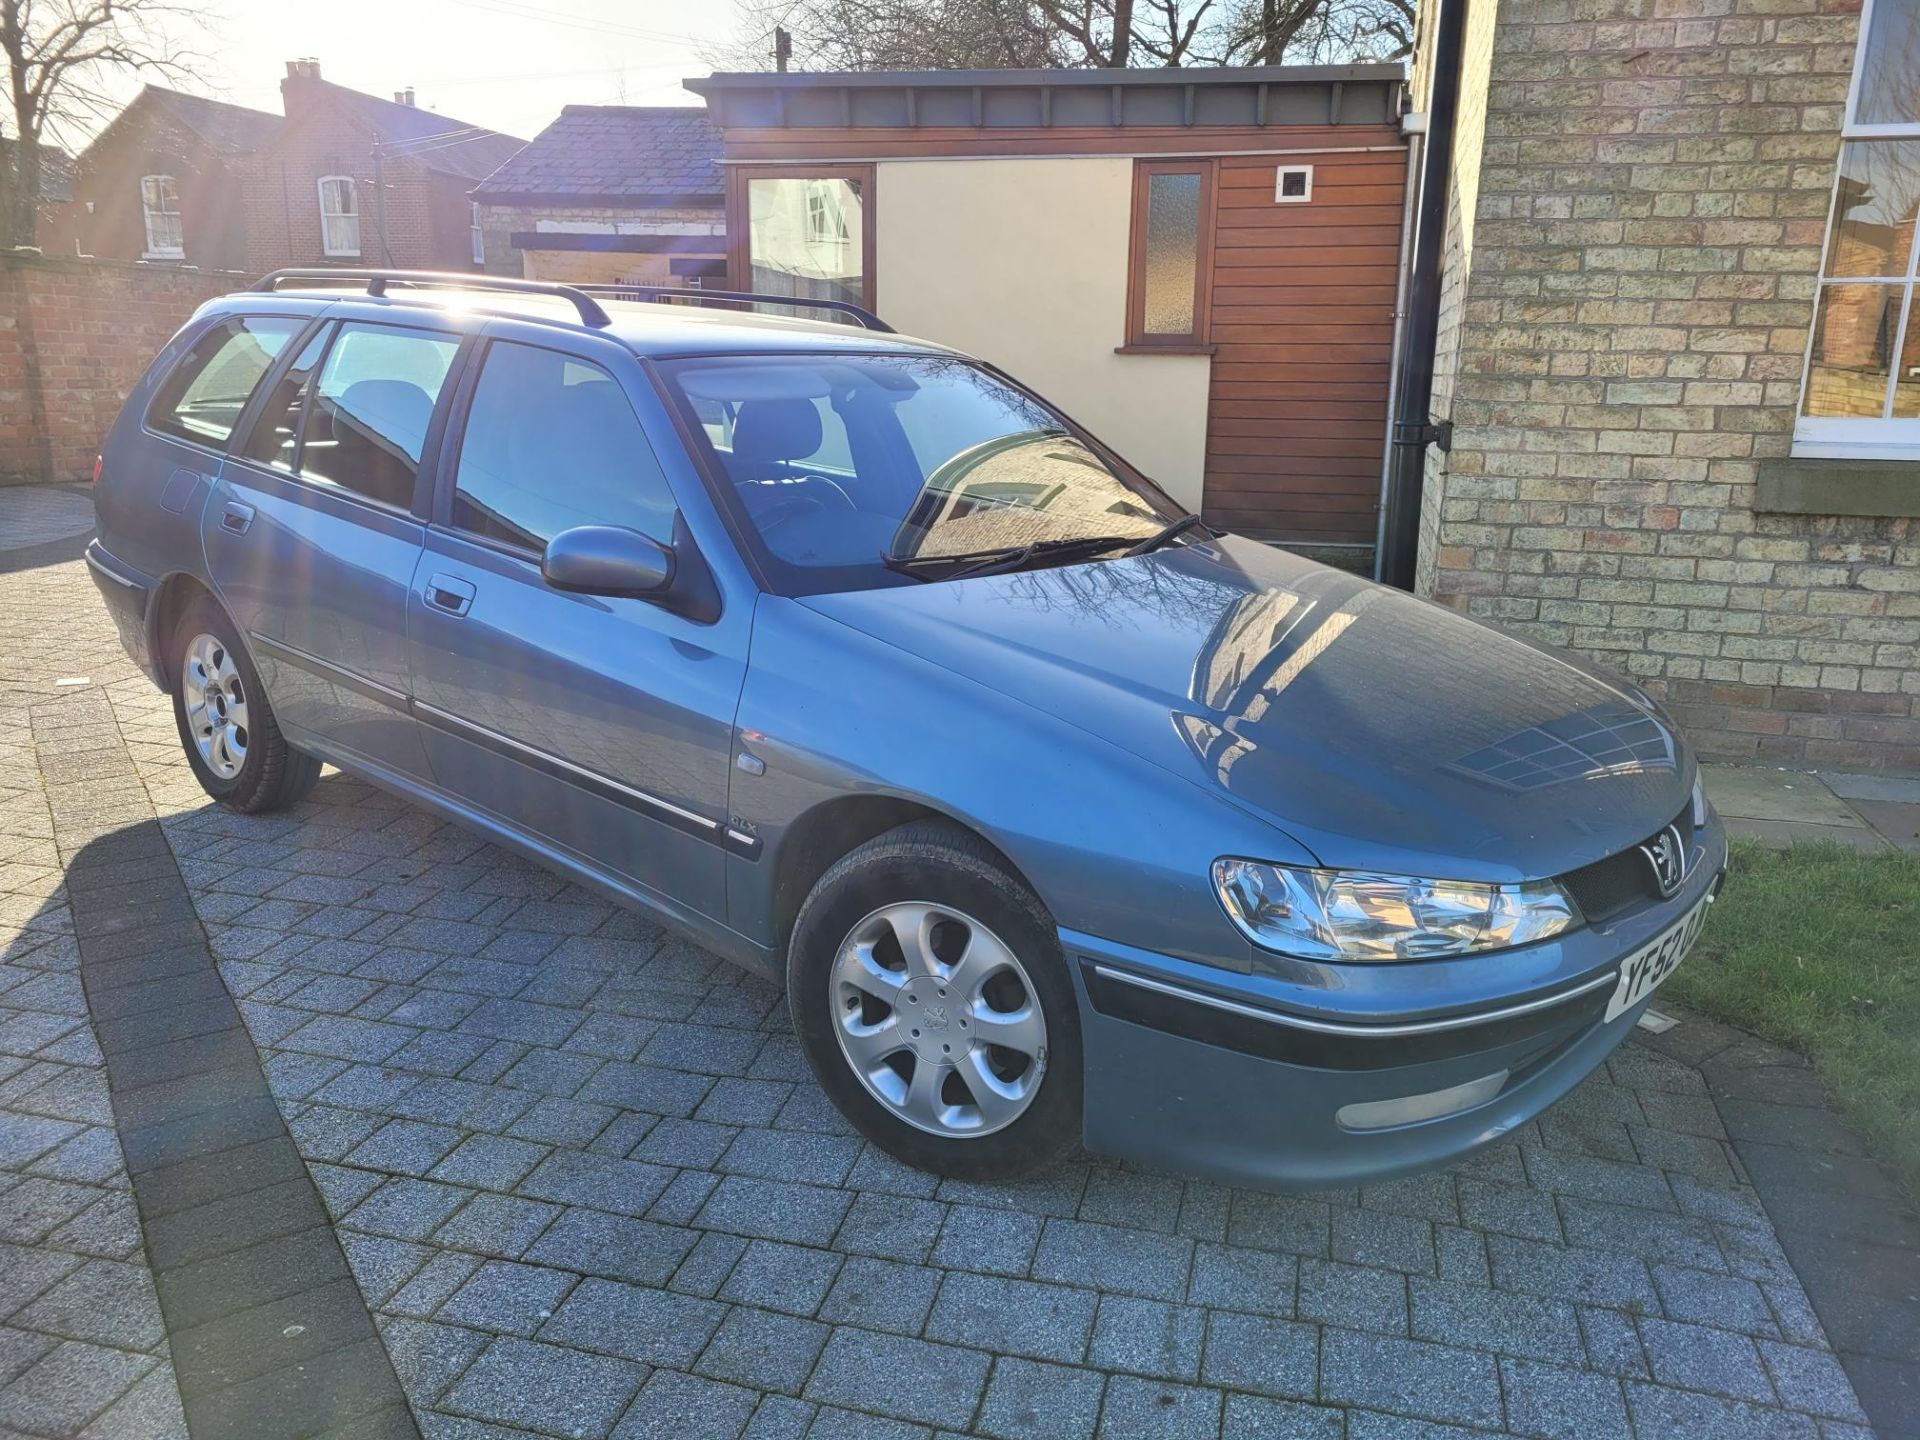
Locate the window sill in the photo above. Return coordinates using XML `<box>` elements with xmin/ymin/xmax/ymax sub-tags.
<box><xmin>1114</xmin><ymin>344</ymin><xmax>1217</xmax><ymax>356</ymax></box>
<box><xmin>1756</xmin><ymin>456</ymin><xmax>1920</xmax><ymax>517</ymax></box>
<box><xmin>142</xmin><ymin>252</ymin><xmax>185</xmax><ymax>262</ymax></box>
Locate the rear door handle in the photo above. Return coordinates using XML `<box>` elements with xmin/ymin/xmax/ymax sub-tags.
<box><xmin>425</xmin><ymin>573</ymin><xmax>475</xmax><ymax>617</ymax></box>
<box><xmin>220</xmin><ymin>501</ymin><xmax>255</xmax><ymax>535</ymax></box>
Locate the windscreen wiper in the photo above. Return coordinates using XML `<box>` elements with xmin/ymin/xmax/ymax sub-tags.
<box><xmin>1124</xmin><ymin>513</ymin><xmax>1209</xmax><ymax>556</ymax></box>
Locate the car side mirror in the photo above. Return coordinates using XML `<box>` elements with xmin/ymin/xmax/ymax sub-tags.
<box><xmin>541</xmin><ymin>525</ymin><xmax>675</xmax><ymax>598</ymax></box>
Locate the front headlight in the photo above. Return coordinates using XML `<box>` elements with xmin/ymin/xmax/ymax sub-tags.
<box><xmin>1212</xmin><ymin>859</ymin><xmax>1578</xmax><ymax>962</ymax></box>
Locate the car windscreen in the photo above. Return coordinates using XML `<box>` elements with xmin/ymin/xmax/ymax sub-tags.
<box><xmin>659</xmin><ymin>353</ymin><xmax>1187</xmax><ymax>595</ymax></box>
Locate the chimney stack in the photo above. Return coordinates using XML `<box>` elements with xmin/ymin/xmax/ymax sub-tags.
<box><xmin>394</xmin><ymin>87</ymin><xmax>416</xmax><ymax>106</ymax></box>
<box><xmin>285</xmin><ymin>57</ymin><xmax>321</xmax><ymax>80</ymax></box>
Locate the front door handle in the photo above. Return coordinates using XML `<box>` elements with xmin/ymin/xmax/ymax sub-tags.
<box><xmin>424</xmin><ymin>573</ymin><xmax>475</xmax><ymax>617</ymax></box>
<box><xmin>220</xmin><ymin>501</ymin><xmax>255</xmax><ymax>535</ymax></box>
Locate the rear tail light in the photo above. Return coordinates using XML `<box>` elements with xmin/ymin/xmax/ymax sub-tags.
<box><xmin>91</xmin><ymin>455</ymin><xmax>103</xmax><ymax>486</ymax></box>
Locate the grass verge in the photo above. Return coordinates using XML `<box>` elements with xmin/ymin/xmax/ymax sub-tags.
<box><xmin>1668</xmin><ymin>838</ymin><xmax>1920</xmax><ymax>1204</ymax></box>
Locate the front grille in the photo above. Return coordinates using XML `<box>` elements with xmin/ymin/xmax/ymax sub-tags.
<box><xmin>1559</xmin><ymin>804</ymin><xmax>1692</xmax><ymax>925</ymax></box>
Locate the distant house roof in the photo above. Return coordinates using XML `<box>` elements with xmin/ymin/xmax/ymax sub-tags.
<box><xmin>77</xmin><ymin>79</ymin><xmax>523</xmax><ymax>183</ymax></box>
<box><xmin>307</xmin><ymin>80</ymin><xmax>526</xmax><ymax>180</ymax></box>
<box><xmin>141</xmin><ymin>86</ymin><xmax>284</xmax><ymax>154</ymax></box>
<box><xmin>473</xmin><ymin>105</ymin><xmax>721</xmax><ymax>207</ymax></box>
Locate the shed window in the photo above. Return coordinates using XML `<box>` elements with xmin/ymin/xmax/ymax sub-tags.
<box><xmin>730</xmin><ymin>166</ymin><xmax>874</xmax><ymax>323</ymax></box>
<box><xmin>471</xmin><ymin>203</ymin><xmax>485</xmax><ymax>266</ymax></box>
<box><xmin>1126</xmin><ymin>161</ymin><xmax>1215</xmax><ymax>348</ymax></box>
<box><xmin>318</xmin><ymin>175</ymin><xmax>360</xmax><ymax>257</ymax></box>
<box><xmin>1797</xmin><ymin>0</ymin><xmax>1920</xmax><ymax>458</ymax></box>
<box><xmin>141</xmin><ymin>175</ymin><xmax>183</xmax><ymax>258</ymax></box>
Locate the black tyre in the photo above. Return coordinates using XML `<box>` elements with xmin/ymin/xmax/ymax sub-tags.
<box><xmin>788</xmin><ymin>820</ymin><xmax>1082</xmax><ymax>1180</ymax></box>
<box><xmin>169</xmin><ymin>596</ymin><xmax>321</xmax><ymax>813</ymax></box>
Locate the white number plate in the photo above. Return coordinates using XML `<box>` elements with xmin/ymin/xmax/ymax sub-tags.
<box><xmin>1603</xmin><ymin>891</ymin><xmax>1711</xmax><ymax>1023</ymax></box>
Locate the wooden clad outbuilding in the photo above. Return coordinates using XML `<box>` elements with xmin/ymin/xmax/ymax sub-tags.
<box><xmin>687</xmin><ymin>65</ymin><xmax>1410</xmax><ymax>560</ymax></box>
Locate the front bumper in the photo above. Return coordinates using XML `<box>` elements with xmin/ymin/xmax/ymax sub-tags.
<box><xmin>1067</xmin><ymin>810</ymin><xmax>1728</xmax><ymax>1190</ymax></box>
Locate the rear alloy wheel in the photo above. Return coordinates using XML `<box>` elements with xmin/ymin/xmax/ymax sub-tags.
<box><xmin>832</xmin><ymin>901</ymin><xmax>1049</xmax><ymax>1138</ymax></box>
<box><xmin>180</xmin><ymin>631</ymin><xmax>251</xmax><ymax>780</ymax></box>
<box><xmin>169</xmin><ymin>596</ymin><xmax>321</xmax><ymax>813</ymax></box>
<box><xmin>790</xmin><ymin>820</ymin><xmax>1081</xmax><ymax>1179</ymax></box>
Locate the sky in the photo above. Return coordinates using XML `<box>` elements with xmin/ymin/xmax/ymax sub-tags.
<box><xmin>68</xmin><ymin>0</ymin><xmax>763</xmax><ymax>148</ymax></box>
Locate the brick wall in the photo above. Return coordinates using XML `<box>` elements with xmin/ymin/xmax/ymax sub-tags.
<box><xmin>0</xmin><ymin>253</ymin><xmax>236</xmax><ymax>484</ymax></box>
<box><xmin>1413</xmin><ymin>0</ymin><xmax>1920</xmax><ymax>771</ymax></box>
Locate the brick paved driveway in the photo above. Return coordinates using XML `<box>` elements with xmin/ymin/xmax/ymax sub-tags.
<box><xmin>0</xmin><ymin>509</ymin><xmax>1880</xmax><ymax>1439</ymax></box>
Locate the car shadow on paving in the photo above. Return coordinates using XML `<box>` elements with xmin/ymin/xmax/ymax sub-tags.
<box><xmin>0</xmin><ymin>533</ymin><xmax>1906</xmax><ymax>1440</ymax></box>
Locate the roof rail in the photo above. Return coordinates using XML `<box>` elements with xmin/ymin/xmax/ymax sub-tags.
<box><xmin>580</xmin><ymin>285</ymin><xmax>893</xmax><ymax>334</ymax></box>
<box><xmin>252</xmin><ymin>268</ymin><xmax>612</xmax><ymax>328</ymax></box>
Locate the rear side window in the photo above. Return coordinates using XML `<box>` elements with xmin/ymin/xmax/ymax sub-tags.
<box><xmin>300</xmin><ymin>323</ymin><xmax>458</xmax><ymax>508</ymax></box>
<box><xmin>148</xmin><ymin>316</ymin><xmax>303</xmax><ymax>448</ymax></box>
<box><xmin>450</xmin><ymin>340</ymin><xmax>675</xmax><ymax>552</ymax></box>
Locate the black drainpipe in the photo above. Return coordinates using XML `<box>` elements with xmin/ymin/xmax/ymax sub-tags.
<box><xmin>1376</xmin><ymin>0</ymin><xmax>1468</xmax><ymax>591</ymax></box>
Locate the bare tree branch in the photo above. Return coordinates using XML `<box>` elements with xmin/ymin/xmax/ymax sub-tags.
<box><xmin>1</xmin><ymin>0</ymin><xmax>207</xmax><ymax>244</ymax></box>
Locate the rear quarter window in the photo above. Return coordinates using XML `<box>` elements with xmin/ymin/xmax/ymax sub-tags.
<box><xmin>147</xmin><ymin>316</ymin><xmax>305</xmax><ymax>449</ymax></box>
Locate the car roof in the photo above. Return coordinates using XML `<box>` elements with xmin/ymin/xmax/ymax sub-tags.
<box><xmin>209</xmin><ymin>284</ymin><xmax>956</xmax><ymax>361</ymax></box>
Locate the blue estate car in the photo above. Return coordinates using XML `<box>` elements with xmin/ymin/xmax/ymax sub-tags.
<box><xmin>88</xmin><ymin>272</ymin><xmax>1726</xmax><ymax>1189</ymax></box>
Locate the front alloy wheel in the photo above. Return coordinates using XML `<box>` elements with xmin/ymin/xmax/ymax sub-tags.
<box><xmin>833</xmin><ymin>901</ymin><xmax>1048</xmax><ymax>1138</ymax></box>
<box><xmin>788</xmin><ymin>819</ymin><xmax>1082</xmax><ymax>1180</ymax></box>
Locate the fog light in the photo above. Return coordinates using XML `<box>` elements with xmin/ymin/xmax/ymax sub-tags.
<box><xmin>1334</xmin><ymin>1070</ymin><xmax>1510</xmax><ymax>1132</ymax></box>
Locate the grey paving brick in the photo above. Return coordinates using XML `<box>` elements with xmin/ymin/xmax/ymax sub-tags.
<box><xmin>1031</xmin><ymin>1220</ymin><xmax>1192</xmax><ymax>1302</ymax></box>
<box><xmin>431</xmin><ymin>1193</ymin><xmax>560</xmax><ymax>1259</ymax></box>
<box><xmin>541</xmin><ymin>1277</ymin><xmax>726</xmax><ymax>1368</ymax></box>
<box><xmin>817</xmin><ymin>1258</ymin><xmax>942</xmax><ymax>1335</ymax></box>
<box><xmin>1756</xmin><ymin>1341</ymin><xmax>1867</xmax><ymax>1423</ymax></box>
<box><xmin>1559</xmin><ymin>1196</ymin><xmax>1725</xmax><ymax>1271</ymax></box>
<box><xmin>581</xmin><ymin>1061</ymin><xmax>718</xmax><ymax>1118</ymax></box>
<box><xmin>1486</xmin><ymin>1234</ymin><xmax>1659</xmax><ymax>1310</ymax></box>
<box><xmin>377</xmin><ymin>1317</ymin><xmax>490</xmax><ymax>1408</ymax></box>
<box><xmin>801</xmin><ymin>1406</ymin><xmax>928</xmax><ymax>1440</ymax></box>
<box><xmin>523</xmin><ymin>1206</ymin><xmax>699</xmax><ymax>1287</ymax></box>
<box><xmin>633</xmin><ymin>1118</ymin><xmax>738</xmax><ymax>1169</ymax></box>
<box><xmin>1638</xmin><ymin>1316</ymin><xmax>1776</xmax><ymax>1402</ymax></box>
<box><xmin>1579</xmin><ymin>1305</ymin><xmax>1649</xmax><ymax>1379</ymax></box>
<box><xmin>1199</xmin><ymin>1310</ymin><xmax>1317</xmax><ymax>1400</ymax></box>
<box><xmin>1088</xmin><ymin>1295</ymin><xmax>1205</xmax><ymax>1381</ymax></box>
<box><xmin>1501</xmin><ymin>1357</ymin><xmax>1632</xmax><ymax>1440</ymax></box>
<box><xmin>927</xmin><ymin>1270</ymin><xmax>1097</xmax><ymax>1364</ymax></box>
<box><xmin>0</xmin><ymin>1338</ymin><xmax>153</xmax><ymax>1436</ymax></box>
<box><xmin>1295</xmin><ymin>1258</ymin><xmax>1407</xmax><ymax>1335</ymax></box>
<box><xmin>387</xmin><ymin>1250</ymin><xmax>486</xmax><ymax>1319</ymax></box>
<box><xmin>1219</xmin><ymin>1394</ymin><xmax>1343</xmax><ymax>1439</ymax></box>
<box><xmin>649</xmin><ymin>1170</ymin><xmax>721</xmax><ymax>1226</ymax></box>
<box><xmin>1653</xmin><ymin>1263</ymin><xmax>1777</xmax><ymax>1335</ymax></box>
<box><xmin>1333</xmin><ymin>1205</ymin><xmax>1436</xmax><ymax>1275</ymax></box>
<box><xmin>430</xmin><ymin>1135</ymin><xmax>549</xmax><ymax>1192</ymax></box>
<box><xmin>1096</xmin><ymin>1374</ymin><xmax>1222</xmax><ymax>1440</ymax></box>
<box><xmin>437</xmin><ymin>1259</ymin><xmax>579</xmax><ymax>1336</ymax></box>
<box><xmin>441</xmin><ymin>1335</ymin><xmax>646</xmax><ymax>1438</ymax></box>
<box><xmin>697</xmin><ymin>1306</ymin><xmax>829</xmax><ymax>1396</ymax></box>
<box><xmin>931</xmin><ymin>1205</ymin><xmax>1041</xmax><ymax>1277</ymax></box>
<box><xmin>614</xmin><ymin>1367</ymin><xmax>759</xmax><ymax>1440</ymax></box>
<box><xmin>11</xmin><ymin>1258</ymin><xmax>163</xmax><ymax>1351</ymax></box>
<box><xmin>1225</xmin><ymin>1192</ymin><xmax>1330</xmax><ymax>1259</ymax></box>
<box><xmin>347</xmin><ymin>1120</ymin><xmax>466</xmax><ymax>1176</ymax></box>
<box><xmin>697</xmin><ymin>1177</ymin><xmax>855</xmax><ymax>1247</ymax></box>
<box><xmin>1457</xmin><ymin>1178</ymin><xmax>1564</xmax><ymax>1243</ymax></box>
<box><xmin>345</xmin><ymin>1179</ymin><xmax>475</xmax><ymax>1241</ymax></box>
<box><xmin>674</xmin><ymin>1231</ymin><xmax>750</xmax><ymax>1298</ymax></box>
<box><xmin>804</xmin><ymin>1327</ymin><xmax>990</xmax><ymax>1430</ymax></box>
<box><xmin>834</xmin><ymin>1192</ymin><xmax>946</xmax><ymax>1263</ymax></box>
<box><xmin>1320</xmin><ymin>1328</ymin><xmax>1504</xmax><ymax>1430</ymax></box>
<box><xmin>976</xmin><ymin>1357</ymin><xmax>1106</xmax><ymax>1440</ymax></box>
<box><xmin>1078</xmin><ymin>1170</ymin><xmax>1184</xmax><ymax>1235</ymax></box>
<box><xmin>721</xmin><ymin>1240</ymin><xmax>844</xmax><ymax>1317</ymax></box>
<box><xmin>1187</xmin><ymin>1242</ymin><xmax>1296</xmax><ymax>1318</ymax></box>
<box><xmin>517</xmin><ymin>1150</ymin><xmax>674</xmax><ymax>1218</ymax></box>
<box><xmin>1623</xmin><ymin>1382</ymin><xmax>1818</xmax><ymax>1440</ymax></box>
<box><xmin>342</xmin><ymin>1233</ymin><xmax>434</xmax><ymax>1307</ymax></box>
<box><xmin>1409</xmin><ymin>1276</ymin><xmax>1583</xmax><ymax>1364</ymax></box>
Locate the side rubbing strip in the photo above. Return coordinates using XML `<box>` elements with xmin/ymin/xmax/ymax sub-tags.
<box><xmin>250</xmin><ymin>632</ymin><xmax>409</xmax><ymax>711</ymax></box>
<box><xmin>411</xmin><ymin>700</ymin><xmax>748</xmax><ymax>853</ymax></box>
<box><xmin>246</xmin><ymin>640</ymin><xmax>760</xmax><ymax>859</ymax></box>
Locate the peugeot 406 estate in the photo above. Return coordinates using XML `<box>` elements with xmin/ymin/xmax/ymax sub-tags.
<box><xmin>87</xmin><ymin>271</ymin><xmax>1726</xmax><ymax>1187</ymax></box>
